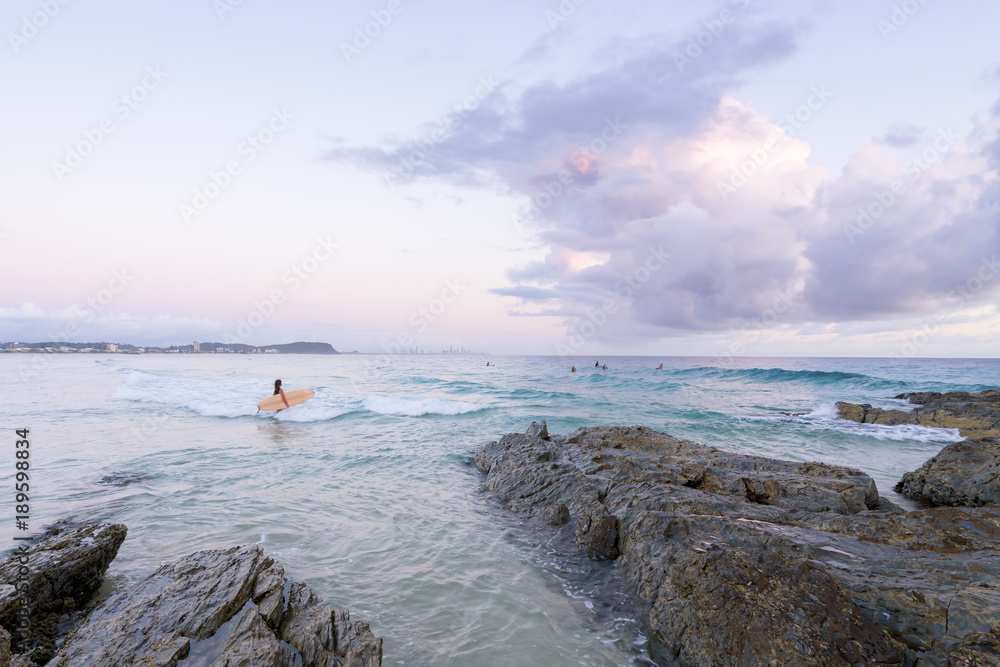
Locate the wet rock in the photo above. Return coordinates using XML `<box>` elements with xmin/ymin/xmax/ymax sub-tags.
<box><xmin>838</xmin><ymin>389</ymin><xmax>1000</xmax><ymax>507</ymax></box>
<box><xmin>97</xmin><ymin>473</ymin><xmax>146</xmax><ymax>487</ymax></box>
<box><xmin>839</xmin><ymin>389</ymin><xmax>1000</xmax><ymax>441</ymax></box>
<box><xmin>526</xmin><ymin>421</ymin><xmax>549</xmax><ymax>440</ymax></box>
<box><xmin>280</xmin><ymin>581</ymin><xmax>381</xmax><ymax>667</ymax></box>
<box><xmin>478</xmin><ymin>424</ymin><xmax>1000</xmax><ymax>665</ymax></box>
<box><xmin>49</xmin><ymin>545</ymin><xmax>381</xmax><ymax>667</ymax></box>
<box><xmin>895</xmin><ymin>439</ymin><xmax>1000</xmax><ymax>507</ymax></box>
<box><xmin>0</xmin><ymin>522</ymin><xmax>126</xmax><ymax>661</ymax></box>
<box><xmin>541</xmin><ymin>504</ymin><xmax>569</xmax><ymax>526</ymax></box>
<box><xmin>214</xmin><ymin>606</ymin><xmax>296</xmax><ymax>666</ymax></box>
<box><xmin>948</xmin><ymin>629</ymin><xmax>1000</xmax><ymax>666</ymax></box>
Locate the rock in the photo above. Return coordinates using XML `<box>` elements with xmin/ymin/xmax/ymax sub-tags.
<box><xmin>213</xmin><ymin>606</ymin><xmax>297</xmax><ymax>666</ymax></box>
<box><xmin>948</xmin><ymin>629</ymin><xmax>1000</xmax><ymax>666</ymax></box>
<box><xmin>280</xmin><ymin>581</ymin><xmax>381</xmax><ymax>667</ymax></box>
<box><xmin>838</xmin><ymin>389</ymin><xmax>1000</xmax><ymax>507</ymax></box>
<box><xmin>835</xmin><ymin>401</ymin><xmax>868</xmax><ymax>423</ymax></box>
<box><xmin>541</xmin><ymin>504</ymin><xmax>569</xmax><ymax>526</ymax></box>
<box><xmin>839</xmin><ymin>389</ymin><xmax>1000</xmax><ymax>441</ymax></box>
<box><xmin>478</xmin><ymin>424</ymin><xmax>1000</xmax><ymax>665</ymax></box>
<box><xmin>895</xmin><ymin>440</ymin><xmax>1000</xmax><ymax>507</ymax></box>
<box><xmin>526</xmin><ymin>421</ymin><xmax>549</xmax><ymax>440</ymax></box>
<box><xmin>49</xmin><ymin>545</ymin><xmax>381</xmax><ymax>667</ymax></box>
<box><xmin>0</xmin><ymin>522</ymin><xmax>126</xmax><ymax>661</ymax></box>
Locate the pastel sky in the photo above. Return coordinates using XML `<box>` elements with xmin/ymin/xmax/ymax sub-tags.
<box><xmin>2</xmin><ymin>0</ymin><xmax>999</xmax><ymax>357</ymax></box>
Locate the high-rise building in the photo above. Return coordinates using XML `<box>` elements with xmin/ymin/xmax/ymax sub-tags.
<box><xmin>193</xmin><ymin>341</ymin><xmax>200</xmax><ymax>352</ymax></box>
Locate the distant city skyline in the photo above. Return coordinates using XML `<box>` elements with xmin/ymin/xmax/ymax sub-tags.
<box><xmin>3</xmin><ymin>1</ymin><xmax>999</xmax><ymax>357</ymax></box>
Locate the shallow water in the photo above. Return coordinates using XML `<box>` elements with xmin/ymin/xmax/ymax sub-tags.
<box><xmin>3</xmin><ymin>354</ymin><xmax>997</xmax><ymax>664</ymax></box>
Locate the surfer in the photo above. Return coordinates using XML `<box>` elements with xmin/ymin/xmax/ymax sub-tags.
<box><xmin>603</xmin><ymin>364</ymin><xmax>608</xmax><ymax>370</ymax></box>
<box><xmin>657</xmin><ymin>363</ymin><xmax>663</xmax><ymax>370</ymax></box>
<box><xmin>595</xmin><ymin>361</ymin><xmax>600</xmax><ymax>367</ymax></box>
<box><xmin>571</xmin><ymin>366</ymin><xmax>577</xmax><ymax>372</ymax></box>
<box><xmin>273</xmin><ymin>379</ymin><xmax>290</xmax><ymax>413</ymax></box>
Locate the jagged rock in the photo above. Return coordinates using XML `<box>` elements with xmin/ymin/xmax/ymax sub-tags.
<box><xmin>838</xmin><ymin>389</ymin><xmax>1000</xmax><ymax>441</ymax></box>
<box><xmin>837</xmin><ymin>390</ymin><xmax>1000</xmax><ymax>507</ymax></box>
<box><xmin>526</xmin><ymin>421</ymin><xmax>549</xmax><ymax>440</ymax></box>
<box><xmin>541</xmin><ymin>504</ymin><xmax>569</xmax><ymax>526</ymax></box>
<box><xmin>0</xmin><ymin>627</ymin><xmax>11</xmax><ymax>665</ymax></box>
<box><xmin>478</xmin><ymin>424</ymin><xmax>1000</xmax><ymax>665</ymax></box>
<box><xmin>49</xmin><ymin>545</ymin><xmax>381</xmax><ymax>667</ymax></box>
<box><xmin>0</xmin><ymin>523</ymin><xmax>126</xmax><ymax>627</ymax></box>
<box><xmin>895</xmin><ymin>440</ymin><xmax>1000</xmax><ymax>507</ymax></box>
<box><xmin>279</xmin><ymin>581</ymin><xmax>381</xmax><ymax>667</ymax></box>
<box><xmin>948</xmin><ymin>629</ymin><xmax>1000</xmax><ymax>666</ymax></box>
<box><xmin>214</xmin><ymin>606</ymin><xmax>297</xmax><ymax>666</ymax></box>
<box><xmin>0</xmin><ymin>522</ymin><xmax>126</xmax><ymax>662</ymax></box>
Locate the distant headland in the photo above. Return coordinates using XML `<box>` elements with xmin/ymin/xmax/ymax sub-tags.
<box><xmin>1</xmin><ymin>341</ymin><xmax>340</xmax><ymax>354</ymax></box>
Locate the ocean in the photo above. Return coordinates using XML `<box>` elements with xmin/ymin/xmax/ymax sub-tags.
<box><xmin>3</xmin><ymin>353</ymin><xmax>997</xmax><ymax>665</ymax></box>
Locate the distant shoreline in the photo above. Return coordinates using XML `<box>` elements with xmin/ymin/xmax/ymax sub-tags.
<box><xmin>1</xmin><ymin>341</ymin><xmax>339</xmax><ymax>355</ymax></box>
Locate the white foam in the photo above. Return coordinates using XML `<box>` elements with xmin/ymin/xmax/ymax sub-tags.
<box><xmin>112</xmin><ymin>370</ymin><xmax>489</xmax><ymax>421</ymax></box>
<box><xmin>745</xmin><ymin>403</ymin><xmax>963</xmax><ymax>443</ymax></box>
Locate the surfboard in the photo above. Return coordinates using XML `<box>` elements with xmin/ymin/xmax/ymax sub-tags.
<box><xmin>257</xmin><ymin>389</ymin><xmax>315</xmax><ymax>411</ymax></box>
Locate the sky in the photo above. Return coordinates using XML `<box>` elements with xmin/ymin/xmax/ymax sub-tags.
<box><xmin>1</xmin><ymin>0</ymin><xmax>999</xmax><ymax>357</ymax></box>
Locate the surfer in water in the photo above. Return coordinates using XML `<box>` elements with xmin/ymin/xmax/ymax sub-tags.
<box><xmin>657</xmin><ymin>363</ymin><xmax>663</xmax><ymax>370</ymax></box>
<box><xmin>274</xmin><ymin>379</ymin><xmax>290</xmax><ymax>413</ymax></box>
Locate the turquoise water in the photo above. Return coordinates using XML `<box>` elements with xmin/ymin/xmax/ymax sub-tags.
<box><xmin>2</xmin><ymin>354</ymin><xmax>997</xmax><ymax>665</ymax></box>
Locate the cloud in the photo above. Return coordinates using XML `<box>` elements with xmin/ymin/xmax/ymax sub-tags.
<box><xmin>328</xmin><ymin>11</ymin><xmax>1000</xmax><ymax>345</ymax></box>
<box><xmin>876</xmin><ymin>122</ymin><xmax>923</xmax><ymax>148</ymax></box>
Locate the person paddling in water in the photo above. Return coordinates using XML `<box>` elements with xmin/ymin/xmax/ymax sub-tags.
<box><xmin>274</xmin><ymin>379</ymin><xmax>290</xmax><ymax>413</ymax></box>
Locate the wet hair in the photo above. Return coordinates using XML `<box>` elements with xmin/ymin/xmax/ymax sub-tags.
<box><xmin>274</xmin><ymin>379</ymin><xmax>282</xmax><ymax>392</ymax></box>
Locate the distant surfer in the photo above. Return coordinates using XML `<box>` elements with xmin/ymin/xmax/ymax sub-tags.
<box><xmin>603</xmin><ymin>364</ymin><xmax>608</xmax><ymax>370</ymax></box>
<box><xmin>486</xmin><ymin>361</ymin><xmax>489</xmax><ymax>366</ymax></box>
<box><xmin>274</xmin><ymin>379</ymin><xmax>290</xmax><ymax>413</ymax></box>
<box><xmin>571</xmin><ymin>366</ymin><xmax>577</xmax><ymax>372</ymax></box>
<box><xmin>657</xmin><ymin>363</ymin><xmax>663</xmax><ymax>370</ymax></box>
<box><xmin>595</xmin><ymin>361</ymin><xmax>600</xmax><ymax>367</ymax></box>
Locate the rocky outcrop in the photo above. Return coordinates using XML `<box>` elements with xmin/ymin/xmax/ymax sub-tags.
<box><xmin>0</xmin><ymin>522</ymin><xmax>126</xmax><ymax>663</ymax></box>
<box><xmin>477</xmin><ymin>423</ymin><xmax>1000</xmax><ymax>666</ymax></box>
<box><xmin>837</xmin><ymin>389</ymin><xmax>1000</xmax><ymax>507</ymax></box>
<box><xmin>895</xmin><ymin>439</ymin><xmax>1000</xmax><ymax>507</ymax></box>
<box><xmin>836</xmin><ymin>389</ymin><xmax>1000</xmax><ymax>441</ymax></box>
<box><xmin>47</xmin><ymin>544</ymin><xmax>382</xmax><ymax>667</ymax></box>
